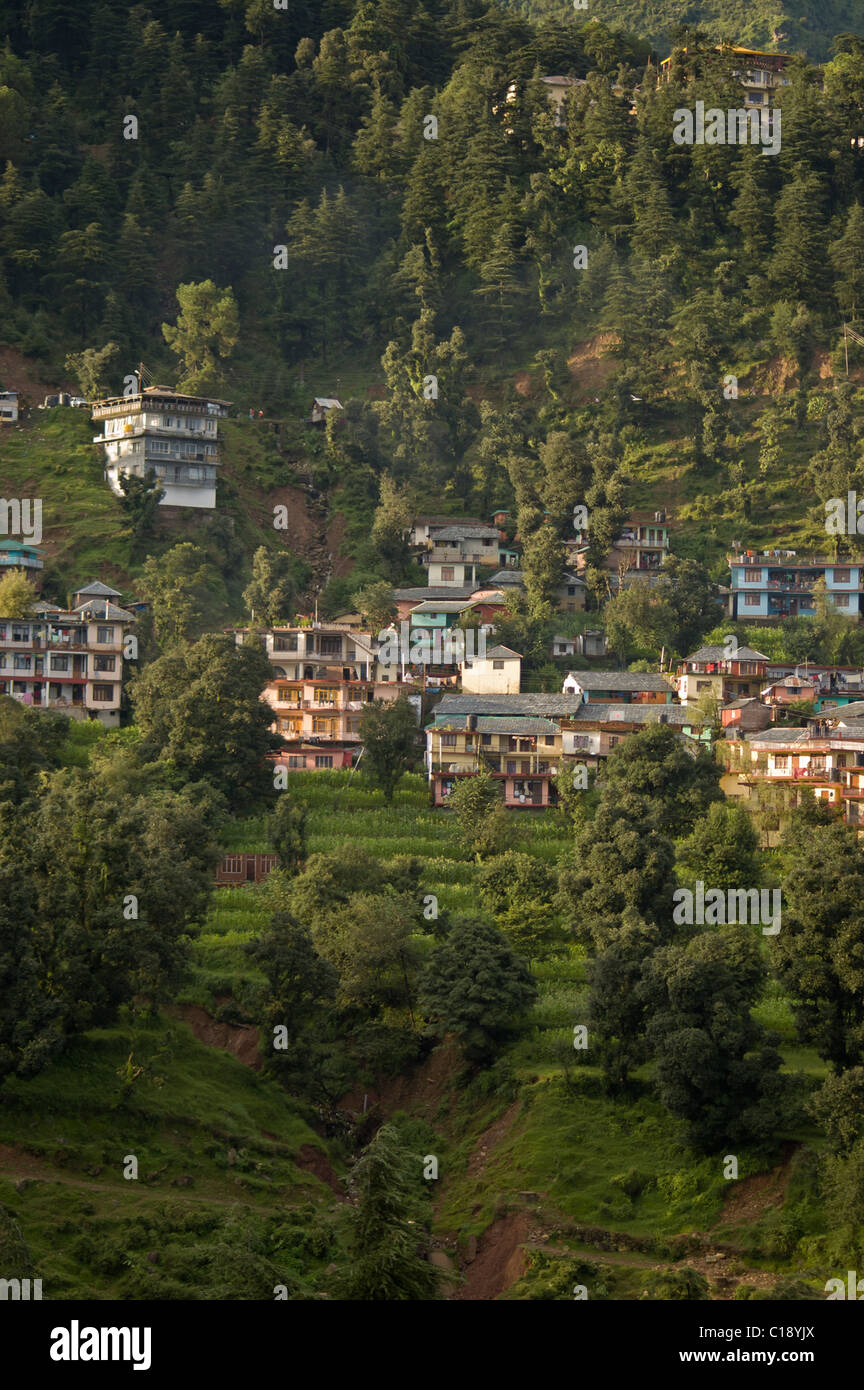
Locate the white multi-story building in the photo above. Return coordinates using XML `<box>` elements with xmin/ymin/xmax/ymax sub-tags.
<box><xmin>91</xmin><ymin>387</ymin><xmax>230</xmax><ymax>509</ymax></box>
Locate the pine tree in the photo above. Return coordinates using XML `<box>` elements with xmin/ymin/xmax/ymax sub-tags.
<box><xmin>345</xmin><ymin>1123</ymin><xmax>440</xmax><ymax>1300</ymax></box>
<box><xmin>830</xmin><ymin>202</ymin><xmax>864</xmax><ymax>322</ymax></box>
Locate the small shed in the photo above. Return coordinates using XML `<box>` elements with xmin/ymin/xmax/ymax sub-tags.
<box><xmin>310</xmin><ymin>397</ymin><xmax>343</xmax><ymax>424</ymax></box>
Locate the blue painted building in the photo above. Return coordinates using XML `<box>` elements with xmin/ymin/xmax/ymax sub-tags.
<box><xmin>727</xmin><ymin>552</ymin><xmax>864</xmax><ymax>622</ymax></box>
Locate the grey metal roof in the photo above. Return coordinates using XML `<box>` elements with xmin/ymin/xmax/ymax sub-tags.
<box><xmin>74</xmin><ymin>581</ymin><xmax>122</xmax><ymax>598</ymax></box>
<box><xmin>564</xmin><ymin>670</ymin><xmax>673</xmax><ymax>691</ymax></box>
<box><xmin>685</xmin><ymin>644</ymin><xmax>770</xmax><ymax>663</ymax></box>
<box><xmin>410</xmin><ymin>599</ymin><xmax>475</xmax><ymax>613</ymax></box>
<box><xmin>433</xmin><ymin>693</ymin><xmax>587</xmax><ymax>716</ymax></box>
<box><xmin>431</xmin><ymin>715</ymin><xmax>560</xmax><ymax>734</ymax></box>
<box><xmin>816</xmin><ymin>700</ymin><xmax>864</xmax><ymax>720</ymax></box>
<box><xmin>745</xmin><ymin>728</ymin><xmax>827</xmax><ymax>744</ymax></box>
<box><xmin>488</xmin><ymin>570</ymin><xmax>524</xmax><ymax>584</ymax></box>
<box><xmin>73</xmin><ymin>599</ymin><xmax>135</xmax><ymax>620</ymax></box>
<box><xmin>484</xmin><ymin>645</ymin><xmax>521</xmax><ymax>659</ymax></box>
<box><xmin>394</xmin><ymin>586</ymin><xmax>475</xmax><ymax>600</ymax></box>
<box><xmin>572</xmin><ymin>703</ymin><xmax>705</xmax><ymax>725</ymax></box>
<box><xmin>432</xmin><ymin>525</ymin><xmax>500</xmax><ymax>541</ymax></box>
<box><xmin>724</xmin><ymin>697</ymin><xmax>760</xmax><ymax>709</ymax></box>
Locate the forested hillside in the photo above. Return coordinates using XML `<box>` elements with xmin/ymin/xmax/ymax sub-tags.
<box><xmin>3</xmin><ymin>0</ymin><xmax>864</xmax><ymax>622</ymax></box>
<box><xmin>7</xmin><ymin>0</ymin><xmax>864</xmax><ymax>1319</ymax></box>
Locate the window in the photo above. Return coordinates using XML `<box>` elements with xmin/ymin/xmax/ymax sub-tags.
<box><xmin>440</xmin><ymin>566</ymin><xmax>455</xmax><ymax>581</ymax></box>
<box><xmin>92</xmin><ymin>683</ymin><xmax>114</xmax><ymax>702</ymax></box>
<box><xmin>277</xmin><ymin>686</ymin><xmax>300</xmax><ymax>703</ymax></box>
<box><xmin>315</xmin><ymin>755</ymin><xmax>333</xmax><ymax>768</ymax></box>
<box><xmin>11</xmin><ymin>625</ymin><xmax>29</xmax><ymax>641</ymax></box>
<box><xmin>567</xmin><ymin>586</ymin><xmax>576</xmax><ymax>596</ymax></box>
<box><xmin>223</xmin><ymin>856</ymin><xmax>243</xmax><ymax>874</ymax></box>
<box><xmin>493</xmin><ymin>660</ymin><xmax>505</xmax><ymax>670</ymax></box>
<box><xmin>481</xmin><ymin>734</ymin><xmax>492</xmax><ymax>745</ymax></box>
<box><xmin>441</xmin><ymin>733</ymin><xmax>457</xmax><ymax>747</ymax></box>
<box><xmin>319</xmin><ymin>636</ymin><xmax>342</xmax><ymax>656</ymax></box>
<box><xmin>608</xmin><ymin>736</ymin><xmax>620</xmax><ymax>748</ymax></box>
<box><xmin>94</xmin><ymin>655</ymin><xmax>115</xmax><ymax>672</ymax></box>
<box><xmin>272</xmin><ymin>633</ymin><xmax>298</xmax><ymax>652</ymax></box>
<box><xmin>744</xmin><ymin>569</ymin><xmax>762</xmax><ymax>582</ymax></box>
<box><xmin>313</xmin><ymin>687</ymin><xmax>338</xmax><ymax>703</ymax></box>
<box><xmin>51</xmin><ymin>656</ymin><xmax>69</xmax><ymax>672</ymax></box>
<box><xmin>835</xmin><ymin>594</ymin><xmax>851</xmax><ymax>608</ymax></box>
<box><xmin>744</xmin><ymin>593</ymin><xmax>760</xmax><ymax>606</ymax></box>
<box><xmin>288</xmin><ymin>755</ymin><xmax>304</xmax><ymax>768</ymax></box>
<box><xmin>13</xmin><ymin>655</ymin><xmax>31</xmax><ymax>670</ymax></box>
<box><xmin>835</xmin><ymin>568</ymin><xmax>851</xmax><ymax>583</ymax></box>
<box><xmin>312</xmin><ymin>717</ymin><xmax>333</xmax><ymax>734</ymax></box>
<box><xmin>544</xmin><ymin>735</ymin><xmax>555</xmax><ymax>745</ymax></box>
<box><xmin>346</xmin><ymin>717</ymin><xmax>361</xmax><ymax>734</ymax></box>
<box><xmin>773</xmin><ymin>755</ymin><xmax>789</xmax><ymax>770</ymax></box>
<box><xmin>96</xmin><ymin>626</ymin><xmax>114</xmax><ymax>644</ymax></box>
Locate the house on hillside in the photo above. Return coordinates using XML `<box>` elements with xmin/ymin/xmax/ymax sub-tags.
<box><xmin>0</xmin><ymin>391</ymin><xmax>19</xmax><ymax>422</ymax></box>
<box><xmin>560</xmin><ymin>703</ymin><xmax>710</xmax><ymax>766</ymax></box>
<box><xmin>675</xmin><ymin>644</ymin><xmax>770</xmax><ymax>705</ymax></box>
<box><xmin>0</xmin><ymin>583</ymin><xmax>135</xmax><ymax>726</ymax></box>
<box><xmin>0</xmin><ymin>539</ymin><xmax>44</xmax><ymax>574</ymax></box>
<box><xmin>234</xmin><ymin>620</ymin><xmax>419</xmax><ymax>771</ymax></box>
<box><xmin>92</xmin><ymin>386</ymin><xmax>229</xmax><ymax>509</ymax></box>
<box><xmin>309</xmin><ymin>397</ymin><xmax>343</xmax><ymax>424</ymax></box>
<box><xmin>409</xmin><ymin>514</ymin><xmax>487</xmax><ymax>548</ymax></box>
<box><xmin>721</xmin><ymin>697</ymin><xmax>771</xmax><ymax>735</ymax></box>
<box><xmin>562</xmin><ymin>670</ymin><xmax>674</xmax><ymax>704</ymax></box>
<box><xmin>570</xmin><ymin>512</ymin><xmax>673</xmax><ymax>588</ymax></box>
<box><xmin>461</xmin><ymin>645</ymin><xmax>521</xmax><ymax>694</ymax></box>
<box><xmin>726</xmin><ymin>550</ymin><xmax>864</xmax><ymax>622</ymax></box>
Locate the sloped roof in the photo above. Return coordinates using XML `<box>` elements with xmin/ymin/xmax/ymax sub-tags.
<box><xmin>488</xmin><ymin>570</ymin><xmax>524</xmax><ymax>584</ymax></box>
<box><xmin>685</xmin><ymin>644</ymin><xmax>770</xmax><ymax>663</ymax></box>
<box><xmin>432</xmin><ymin>715</ymin><xmax>559</xmax><ymax>734</ymax></box>
<box><xmin>484</xmin><ymin>645</ymin><xmax>521</xmax><ymax>659</ymax></box>
<box><xmin>572</xmin><ymin>703</ymin><xmax>704</xmax><ymax>725</ymax></box>
<box><xmin>818</xmin><ymin>700</ymin><xmax>864</xmax><ymax>720</ymax></box>
<box><xmin>313</xmin><ymin>397</ymin><xmax>342</xmax><ymax>409</ymax></box>
<box><xmin>433</xmin><ymin>693</ymin><xmax>586</xmax><ymax>716</ymax></box>
<box><xmin>394</xmin><ymin>586</ymin><xmax>476</xmax><ymax>601</ymax></box>
<box><xmin>564</xmin><ymin>670</ymin><xmax>672</xmax><ymax>691</ymax></box>
<box><xmin>73</xmin><ymin>599</ymin><xmax>135</xmax><ymax>620</ymax></box>
<box><xmin>410</xmin><ymin>599</ymin><xmax>475</xmax><ymax>613</ymax></box>
<box><xmin>432</xmin><ymin>525</ymin><xmax>499</xmax><ymax>541</ymax></box>
<box><xmin>74</xmin><ymin>581</ymin><xmax>122</xmax><ymax>598</ymax></box>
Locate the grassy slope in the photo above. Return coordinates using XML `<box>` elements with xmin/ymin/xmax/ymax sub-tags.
<box><xmin>0</xmin><ymin>1014</ymin><xmax>341</xmax><ymax>1299</ymax></box>
<box><xmin>0</xmin><ymin>407</ymin><xmax>322</xmax><ymax>605</ymax></box>
<box><xmin>0</xmin><ymin>769</ymin><xmax>838</xmax><ymax>1298</ymax></box>
<box><xmin>199</xmin><ymin>775</ymin><xmax>834</xmax><ymax>1296</ymax></box>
